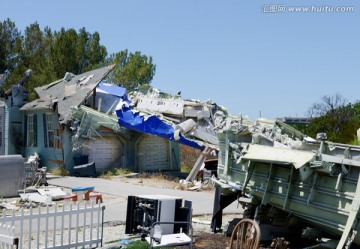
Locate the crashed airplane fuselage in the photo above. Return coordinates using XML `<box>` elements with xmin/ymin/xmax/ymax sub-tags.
<box><xmin>212</xmin><ymin>122</ymin><xmax>360</xmax><ymax>248</ymax></box>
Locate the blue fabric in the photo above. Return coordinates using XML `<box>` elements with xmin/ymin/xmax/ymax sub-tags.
<box><xmin>72</xmin><ymin>186</ymin><xmax>94</xmax><ymax>192</ymax></box>
<box><xmin>98</xmin><ymin>82</ymin><xmax>127</xmax><ymax>98</ymax></box>
<box><xmin>115</xmin><ymin>104</ymin><xmax>204</xmax><ymax>150</ymax></box>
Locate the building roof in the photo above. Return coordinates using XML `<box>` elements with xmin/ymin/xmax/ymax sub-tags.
<box><xmin>25</xmin><ymin>64</ymin><xmax>115</xmax><ymax>123</ymax></box>
<box><xmin>20</xmin><ymin>95</ymin><xmax>58</xmax><ymax>111</ymax></box>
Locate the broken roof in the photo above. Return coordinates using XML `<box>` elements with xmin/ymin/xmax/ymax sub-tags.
<box><xmin>20</xmin><ymin>95</ymin><xmax>58</xmax><ymax>111</ymax></box>
<box><xmin>27</xmin><ymin>65</ymin><xmax>115</xmax><ymax>123</ymax></box>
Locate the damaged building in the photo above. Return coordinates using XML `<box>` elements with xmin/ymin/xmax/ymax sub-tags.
<box><xmin>71</xmin><ymin>82</ymin><xmax>181</xmax><ymax>173</ymax></box>
<box><xmin>0</xmin><ymin>69</ymin><xmax>32</xmax><ymax>156</ymax></box>
<box><xmin>1</xmin><ymin>64</ymin><xmax>241</xmax><ymax>175</ymax></box>
<box><xmin>1</xmin><ymin>65</ymin><xmax>181</xmax><ymax>174</ymax></box>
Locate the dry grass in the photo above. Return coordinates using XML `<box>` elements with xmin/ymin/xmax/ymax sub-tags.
<box><xmin>180</xmin><ymin>144</ymin><xmax>217</xmax><ymax>173</ymax></box>
<box><xmin>136</xmin><ymin>172</ymin><xmax>179</xmax><ymax>181</ymax></box>
<box><xmin>180</xmin><ymin>144</ymin><xmax>202</xmax><ymax>172</ymax></box>
<box><xmin>100</xmin><ymin>167</ymin><xmax>133</xmax><ymax>180</ymax></box>
<box><xmin>51</xmin><ymin>167</ymin><xmax>69</xmax><ymax>176</ymax></box>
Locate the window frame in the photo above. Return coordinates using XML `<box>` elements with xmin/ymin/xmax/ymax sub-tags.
<box><xmin>44</xmin><ymin>113</ymin><xmax>55</xmax><ymax>148</ymax></box>
<box><xmin>25</xmin><ymin>114</ymin><xmax>37</xmax><ymax>147</ymax></box>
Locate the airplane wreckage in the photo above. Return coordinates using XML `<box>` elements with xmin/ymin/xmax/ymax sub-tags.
<box><xmin>15</xmin><ymin>62</ymin><xmax>360</xmax><ymax>248</ymax></box>
<box><xmin>209</xmin><ymin>122</ymin><xmax>360</xmax><ymax>248</ymax></box>
<box><xmin>6</xmin><ymin>66</ymin><xmax>360</xmax><ymax>247</ymax></box>
<box><xmin>70</xmin><ymin>79</ymin><xmax>360</xmax><ymax>248</ymax></box>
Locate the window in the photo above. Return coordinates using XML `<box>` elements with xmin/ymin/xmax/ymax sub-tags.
<box><xmin>45</xmin><ymin>113</ymin><xmax>54</xmax><ymax>147</ymax></box>
<box><xmin>26</xmin><ymin>114</ymin><xmax>37</xmax><ymax>147</ymax></box>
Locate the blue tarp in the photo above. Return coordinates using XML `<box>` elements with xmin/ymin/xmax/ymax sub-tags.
<box><xmin>97</xmin><ymin>82</ymin><xmax>127</xmax><ymax>98</ymax></box>
<box><xmin>98</xmin><ymin>83</ymin><xmax>204</xmax><ymax>149</ymax></box>
<box><xmin>115</xmin><ymin>102</ymin><xmax>204</xmax><ymax>150</ymax></box>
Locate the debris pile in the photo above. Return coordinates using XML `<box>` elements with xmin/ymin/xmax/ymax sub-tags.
<box><xmin>117</xmin><ymin>85</ymin><xmax>247</xmax><ymax>149</ymax></box>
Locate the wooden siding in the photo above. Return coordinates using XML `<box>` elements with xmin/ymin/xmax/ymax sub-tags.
<box><xmin>23</xmin><ymin>111</ymin><xmax>64</xmax><ymax>170</ymax></box>
<box><xmin>19</xmin><ymin>109</ymin><xmax>181</xmax><ymax>173</ymax></box>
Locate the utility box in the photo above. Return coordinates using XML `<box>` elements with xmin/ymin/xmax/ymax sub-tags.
<box><xmin>125</xmin><ymin>194</ymin><xmax>192</xmax><ymax>235</ymax></box>
<box><xmin>73</xmin><ymin>161</ymin><xmax>97</xmax><ymax>178</ymax></box>
<box><xmin>0</xmin><ymin>155</ymin><xmax>25</xmax><ymax>197</ymax></box>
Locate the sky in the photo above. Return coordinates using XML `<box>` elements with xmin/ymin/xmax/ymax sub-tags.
<box><xmin>3</xmin><ymin>0</ymin><xmax>360</xmax><ymax>120</ymax></box>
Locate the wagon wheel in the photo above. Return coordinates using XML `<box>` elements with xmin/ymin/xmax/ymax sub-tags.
<box><xmin>229</xmin><ymin>218</ymin><xmax>261</xmax><ymax>249</ymax></box>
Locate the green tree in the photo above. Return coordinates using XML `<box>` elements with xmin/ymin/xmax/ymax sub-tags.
<box><xmin>2</xmin><ymin>23</ymin><xmax>109</xmax><ymax>100</ymax></box>
<box><xmin>306</xmin><ymin>94</ymin><xmax>360</xmax><ymax>143</ymax></box>
<box><xmin>21</xmin><ymin>23</ymin><xmax>52</xmax><ymax>99</ymax></box>
<box><xmin>50</xmin><ymin>28</ymin><xmax>80</xmax><ymax>77</ymax></box>
<box><xmin>1</xmin><ymin>19</ymin><xmax>155</xmax><ymax>99</ymax></box>
<box><xmin>86</xmin><ymin>31</ymin><xmax>107</xmax><ymax>71</ymax></box>
<box><xmin>49</xmin><ymin>27</ymin><xmax>107</xmax><ymax>78</ymax></box>
<box><xmin>107</xmin><ymin>49</ymin><xmax>156</xmax><ymax>90</ymax></box>
<box><xmin>4</xmin><ymin>23</ymin><xmax>57</xmax><ymax>99</ymax></box>
<box><xmin>0</xmin><ymin>18</ymin><xmax>22</xmax><ymax>72</ymax></box>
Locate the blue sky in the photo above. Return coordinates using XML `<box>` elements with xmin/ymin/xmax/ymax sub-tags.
<box><xmin>3</xmin><ymin>0</ymin><xmax>360</xmax><ymax>120</ymax></box>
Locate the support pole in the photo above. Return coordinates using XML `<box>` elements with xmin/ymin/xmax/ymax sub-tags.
<box><xmin>186</xmin><ymin>146</ymin><xmax>210</xmax><ymax>182</ymax></box>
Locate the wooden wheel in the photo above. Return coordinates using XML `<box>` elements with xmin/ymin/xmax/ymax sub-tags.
<box><xmin>229</xmin><ymin>218</ymin><xmax>261</xmax><ymax>249</ymax></box>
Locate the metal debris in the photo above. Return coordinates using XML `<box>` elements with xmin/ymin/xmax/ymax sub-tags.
<box><xmin>211</xmin><ymin>116</ymin><xmax>360</xmax><ymax>247</ymax></box>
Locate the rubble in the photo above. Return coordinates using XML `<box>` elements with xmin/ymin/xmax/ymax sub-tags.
<box><xmin>116</xmin><ymin>85</ymin><xmax>247</xmax><ymax>150</ymax></box>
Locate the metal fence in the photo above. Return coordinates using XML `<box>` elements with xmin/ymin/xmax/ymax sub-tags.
<box><xmin>0</xmin><ymin>224</ymin><xmax>18</xmax><ymax>248</ymax></box>
<box><xmin>0</xmin><ymin>202</ymin><xmax>105</xmax><ymax>249</ymax></box>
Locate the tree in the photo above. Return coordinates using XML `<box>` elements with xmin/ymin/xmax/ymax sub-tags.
<box><xmin>307</xmin><ymin>93</ymin><xmax>348</xmax><ymax>117</ymax></box>
<box><xmin>49</xmin><ymin>27</ymin><xmax>107</xmax><ymax>78</ymax></box>
<box><xmin>22</xmin><ymin>23</ymin><xmax>52</xmax><ymax>99</ymax></box>
<box><xmin>306</xmin><ymin>94</ymin><xmax>360</xmax><ymax>143</ymax></box>
<box><xmin>50</xmin><ymin>28</ymin><xmax>80</xmax><ymax>77</ymax></box>
<box><xmin>107</xmin><ymin>49</ymin><xmax>156</xmax><ymax>90</ymax></box>
<box><xmin>2</xmin><ymin>23</ymin><xmax>109</xmax><ymax>100</ymax></box>
<box><xmin>5</xmin><ymin>23</ymin><xmax>57</xmax><ymax>99</ymax></box>
<box><xmin>0</xmin><ymin>18</ymin><xmax>21</xmax><ymax>72</ymax></box>
<box><xmin>0</xmin><ymin>19</ymin><xmax>155</xmax><ymax>99</ymax></box>
<box><xmin>86</xmin><ymin>31</ymin><xmax>107</xmax><ymax>72</ymax></box>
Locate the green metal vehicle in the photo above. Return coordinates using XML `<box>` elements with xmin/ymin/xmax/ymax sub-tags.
<box><xmin>211</xmin><ymin>120</ymin><xmax>360</xmax><ymax>248</ymax></box>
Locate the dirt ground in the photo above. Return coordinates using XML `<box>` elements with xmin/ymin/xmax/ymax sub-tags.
<box><xmin>0</xmin><ymin>172</ymin><xmax>235</xmax><ymax>249</ymax></box>
<box><xmin>107</xmin><ymin>174</ymin><xmax>306</xmax><ymax>248</ymax></box>
<box><xmin>104</xmin><ymin>173</ymin><xmax>235</xmax><ymax>248</ymax></box>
